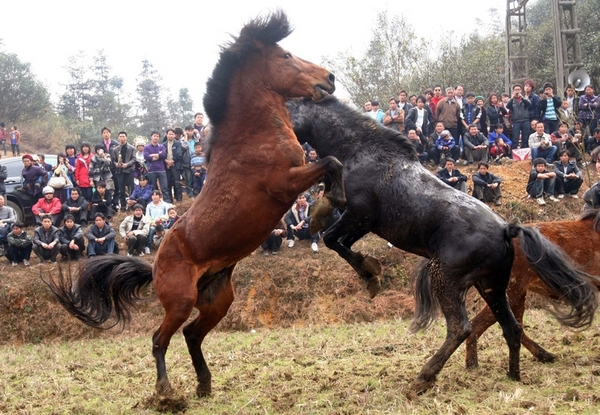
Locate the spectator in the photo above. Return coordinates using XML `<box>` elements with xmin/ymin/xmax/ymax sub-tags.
<box><xmin>119</xmin><ymin>204</ymin><xmax>150</xmax><ymax>257</ymax></box>
<box><xmin>150</xmin><ymin>206</ymin><xmax>180</xmax><ymax>249</ymax></box>
<box><xmin>488</xmin><ymin>124</ymin><xmax>512</xmax><ymax>158</ymax></box>
<box><xmin>383</xmin><ymin>98</ymin><xmax>404</xmax><ymax>132</ymax></box>
<box><xmin>407</xmin><ymin>129</ymin><xmax>428</xmax><ymax>164</ymax></box>
<box><xmin>177</xmin><ymin>127</ymin><xmax>194</xmax><ymax>200</ymax></box>
<box><xmin>436</xmin><ymin>87</ymin><xmax>462</xmax><ymax>145</ymax></box>
<box><xmin>405</xmin><ymin>95</ymin><xmax>434</xmax><ymax>143</ymax></box>
<box><xmin>476</xmin><ymin>96</ymin><xmax>488</xmax><ymax>136</ymax></box>
<box><xmin>306</xmin><ymin>148</ymin><xmax>319</xmax><ymax>163</ymax></box>
<box><xmin>558</xmin><ymin>99</ymin><xmax>576</xmax><ymax>129</ymax></box>
<box><xmin>529</xmin><ymin>121</ymin><xmax>557</xmax><ymax>163</ymax></box>
<box><xmin>585</xmin><ymin>128</ymin><xmax>600</xmax><ymax>155</ymax></box>
<box><xmin>32</xmin><ymin>217</ymin><xmax>60</xmax><ymax>264</ymax></box>
<box><xmin>454</xmin><ymin>85</ymin><xmax>465</xmax><ymax>108</ymax></box>
<box><xmin>397</xmin><ymin>89</ymin><xmax>413</xmax><ymax>113</ymax></box>
<box><xmin>89</xmin><ymin>144</ymin><xmax>113</xmax><ymax>189</ymax></box>
<box><xmin>99</xmin><ymin>126</ymin><xmax>119</xmax><ymax>154</ymax></box>
<box><xmin>524</xmin><ymin>79</ymin><xmax>541</xmax><ymax>124</ymax></box>
<box><xmin>461</xmin><ymin>92</ymin><xmax>481</xmax><ymax>131</ymax></box>
<box><xmin>133</xmin><ymin>136</ymin><xmax>148</xmax><ymax>180</ymax></box>
<box><xmin>462</xmin><ymin>124</ymin><xmax>489</xmax><ymax>165</ymax></box>
<box><xmin>486</xmin><ymin>92</ymin><xmax>508</xmax><ymax>131</ymax></box>
<box><xmin>144</xmin><ymin>131</ymin><xmax>170</xmax><ymax>203</ymax></box>
<box><xmin>21</xmin><ymin>154</ymin><xmax>46</xmax><ymax>197</ymax></box>
<box><xmin>0</xmin><ymin>122</ymin><xmax>6</xmax><ymax>156</ymax></box>
<box><xmin>583</xmin><ymin>149</ymin><xmax>600</xmax><ymax>211</ymax></box>
<box><xmin>190</xmin><ymin>142</ymin><xmax>207</xmax><ymax>196</ymax></box>
<box><xmin>111</xmin><ymin>131</ymin><xmax>136</xmax><ymax>212</ymax></box>
<box><xmin>0</xmin><ymin>195</ymin><xmax>16</xmax><ymax>253</ymax></box>
<box><xmin>553</xmin><ymin>150</ymin><xmax>583</xmax><ymax>199</ymax></box>
<box><xmin>9</xmin><ymin>126</ymin><xmax>21</xmax><ymax>157</ymax></box>
<box><xmin>58</xmin><ymin>214</ymin><xmax>85</xmax><ymax>261</ymax></box>
<box><xmin>193</xmin><ymin>112</ymin><xmax>205</xmax><ymax>139</ymax></box>
<box><xmin>369</xmin><ymin>100</ymin><xmax>385</xmax><ymax>123</ymax></box>
<box><xmin>50</xmin><ymin>153</ymin><xmax>74</xmax><ymax>203</ymax></box>
<box><xmin>62</xmin><ymin>187</ymin><xmax>89</xmax><ymax>225</ymax></box>
<box><xmin>578</xmin><ymin>85</ymin><xmax>599</xmax><ymax>136</ymax></box>
<box><xmin>65</xmin><ymin>144</ymin><xmax>78</xmax><ymax>169</ymax></box>
<box><xmin>261</xmin><ymin>218</ymin><xmax>287</xmax><ymax>256</ymax></box>
<box><xmin>285</xmin><ymin>193</ymin><xmax>319</xmax><ymax>253</ymax></box>
<box><xmin>126</xmin><ymin>175</ymin><xmax>153</xmax><ymax>210</ymax></box>
<box><xmin>6</xmin><ymin>222</ymin><xmax>32</xmax><ymax>267</ymax></box>
<box><xmin>144</xmin><ymin>190</ymin><xmax>172</xmax><ymax>254</ymax></box>
<box><xmin>32</xmin><ymin>186</ymin><xmax>62</xmax><ymax>226</ymax></box>
<box><xmin>163</xmin><ymin>128</ymin><xmax>183</xmax><ymax>203</ymax></box>
<box><xmin>90</xmin><ymin>181</ymin><xmax>114</xmax><ymax>220</ymax></box>
<box><xmin>551</xmin><ymin>122</ymin><xmax>582</xmax><ymax>162</ymax></box>
<box><xmin>527</xmin><ymin>157</ymin><xmax>559</xmax><ymax>205</ymax></box>
<box><xmin>0</xmin><ymin>158</ymin><xmax>6</xmax><ymax>196</ymax></box>
<box><xmin>429</xmin><ymin>85</ymin><xmax>444</xmax><ymax>120</ymax></box>
<box><xmin>433</xmin><ymin>129</ymin><xmax>460</xmax><ymax>167</ymax></box>
<box><xmin>540</xmin><ymin>82</ymin><xmax>562</xmax><ymax>134</ymax></box>
<box><xmin>436</xmin><ymin>158</ymin><xmax>467</xmax><ymax>193</ymax></box>
<box><xmin>75</xmin><ymin>143</ymin><xmax>94</xmax><ymax>202</ymax></box>
<box><xmin>506</xmin><ymin>84</ymin><xmax>532</xmax><ymax>149</ymax></box>
<box><xmin>472</xmin><ymin>161</ymin><xmax>502</xmax><ymax>206</ymax></box>
<box><xmin>86</xmin><ymin>213</ymin><xmax>117</xmax><ymax>257</ymax></box>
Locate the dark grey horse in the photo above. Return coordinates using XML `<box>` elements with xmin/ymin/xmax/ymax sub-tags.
<box><xmin>287</xmin><ymin>96</ymin><xmax>598</xmax><ymax>393</ymax></box>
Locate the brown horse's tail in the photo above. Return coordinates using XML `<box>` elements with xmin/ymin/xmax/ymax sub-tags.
<box><xmin>43</xmin><ymin>256</ymin><xmax>153</xmax><ymax>329</ymax></box>
<box><xmin>507</xmin><ymin>224</ymin><xmax>599</xmax><ymax>329</ymax></box>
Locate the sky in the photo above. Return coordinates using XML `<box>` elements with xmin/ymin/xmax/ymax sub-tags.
<box><xmin>2</xmin><ymin>0</ymin><xmax>506</xmax><ymax>112</ymax></box>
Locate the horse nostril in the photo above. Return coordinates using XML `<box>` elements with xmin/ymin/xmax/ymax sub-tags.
<box><xmin>328</xmin><ymin>73</ymin><xmax>335</xmax><ymax>85</ymax></box>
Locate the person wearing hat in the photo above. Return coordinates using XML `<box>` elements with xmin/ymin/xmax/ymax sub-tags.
<box><xmin>436</xmin><ymin>158</ymin><xmax>467</xmax><ymax>193</ymax></box>
<box><xmin>540</xmin><ymin>82</ymin><xmax>562</xmax><ymax>134</ymax></box>
<box><xmin>133</xmin><ymin>136</ymin><xmax>148</xmax><ymax>179</ymax></box>
<box><xmin>433</xmin><ymin>129</ymin><xmax>460</xmax><ymax>167</ymax></box>
<box><xmin>21</xmin><ymin>154</ymin><xmax>47</xmax><ymax>196</ymax></box>
<box><xmin>32</xmin><ymin>186</ymin><xmax>62</xmax><ymax>226</ymax></box>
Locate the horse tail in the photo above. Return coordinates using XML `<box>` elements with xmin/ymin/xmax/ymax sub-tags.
<box><xmin>43</xmin><ymin>256</ymin><xmax>153</xmax><ymax>329</ymax></box>
<box><xmin>508</xmin><ymin>224</ymin><xmax>599</xmax><ymax>329</ymax></box>
<box><xmin>409</xmin><ymin>257</ymin><xmax>441</xmax><ymax>333</ymax></box>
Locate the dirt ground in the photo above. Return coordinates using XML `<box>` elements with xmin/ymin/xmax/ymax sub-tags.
<box><xmin>0</xmin><ymin>160</ymin><xmax>596</xmax><ymax>345</ymax></box>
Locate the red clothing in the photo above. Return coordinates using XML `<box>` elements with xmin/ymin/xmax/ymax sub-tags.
<box><xmin>430</xmin><ymin>96</ymin><xmax>444</xmax><ymax>121</ymax></box>
<box><xmin>489</xmin><ymin>144</ymin><xmax>507</xmax><ymax>158</ymax></box>
<box><xmin>75</xmin><ymin>155</ymin><xmax>92</xmax><ymax>188</ymax></box>
<box><xmin>32</xmin><ymin>197</ymin><xmax>62</xmax><ymax>215</ymax></box>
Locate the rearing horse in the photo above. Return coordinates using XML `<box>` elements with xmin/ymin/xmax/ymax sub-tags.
<box><xmin>45</xmin><ymin>11</ymin><xmax>345</xmax><ymax>399</ymax></box>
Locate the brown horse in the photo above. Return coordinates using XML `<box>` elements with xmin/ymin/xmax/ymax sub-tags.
<box><xmin>465</xmin><ymin>209</ymin><xmax>600</xmax><ymax>369</ymax></box>
<box><xmin>44</xmin><ymin>11</ymin><xmax>345</xmax><ymax>399</ymax></box>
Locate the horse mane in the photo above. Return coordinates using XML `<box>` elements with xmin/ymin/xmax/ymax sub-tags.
<box><xmin>291</xmin><ymin>95</ymin><xmax>419</xmax><ymax>162</ymax></box>
<box><xmin>203</xmin><ymin>10</ymin><xmax>292</xmax><ymax>129</ymax></box>
<box><xmin>579</xmin><ymin>208</ymin><xmax>600</xmax><ymax>232</ymax></box>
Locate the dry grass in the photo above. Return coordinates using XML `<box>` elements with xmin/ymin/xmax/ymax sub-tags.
<box><xmin>1</xmin><ymin>312</ymin><xmax>600</xmax><ymax>414</ymax></box>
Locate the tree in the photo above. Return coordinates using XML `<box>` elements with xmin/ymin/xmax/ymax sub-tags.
<box><xmin>135</xmin><ymin>59</ymin><xmax>169</xmax><ymax>135</ymax></box>
<box><xmin>58</xmin><ymin>51</ymin><xmax>95</xmax><ymax>122</ymax></box>
<box><xmin>167</xmin><ymin>88</ymin><xmax>194</xmax><ymax>127</ymax></box>
<box><xmin>0</xmin><ymin>52</ymin><xmax>51</xmax><ymax>123</ymax></box>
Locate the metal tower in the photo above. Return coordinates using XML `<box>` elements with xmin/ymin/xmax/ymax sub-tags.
<box><xmin>551</xmin><ymin>0</ymin><xmax>583</xmax><ymax>92</ymax></box>
<box><xmin>505</xmin><ymin>0</ymin><xmax>529</xmax><ymax>92</ymax></box>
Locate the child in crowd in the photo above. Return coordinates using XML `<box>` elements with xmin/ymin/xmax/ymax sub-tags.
<box><xmin>190</xmin><ymin>141</ymin><xmax>207</xmax><ymax>196</ymax></box>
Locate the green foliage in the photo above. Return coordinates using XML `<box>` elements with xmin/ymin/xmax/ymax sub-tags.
<box><xmin>0</xmin><ymin>52</ymin><xmax>51</xmax><ymax>123</ymax></box>
<box><xmin>136</xmin><ymin>59</ymin><xmax>169</xmax><ymax>136</ymax></box>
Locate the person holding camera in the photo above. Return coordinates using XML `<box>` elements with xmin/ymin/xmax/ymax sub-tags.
<box><xmin>506</xmin><ymin>84</ymin><xmax>532</xmax><ymax>149</ymax></box>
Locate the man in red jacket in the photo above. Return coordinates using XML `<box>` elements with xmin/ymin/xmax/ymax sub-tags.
<box><xmin>32</xmin><ymin>186</ymin><xmax>63</xmax><ymax>226</ymax></box>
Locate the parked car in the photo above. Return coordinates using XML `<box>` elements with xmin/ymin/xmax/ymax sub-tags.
<box><xmin>1</xmin><ymin>155</ymin><xmax>57</xmax><ymax>225</ymax></box>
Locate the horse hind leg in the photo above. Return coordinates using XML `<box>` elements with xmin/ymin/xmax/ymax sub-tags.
<box><xmin>474</xmin><ymin>271</ymin><xmax>523</xmax><ymax>381</ymax></box>
<box><xmin>183</xmin><ymin>266</ymin><xmax>235</xmax><ymax>398</ymax></box>
<box><xmin>411</xmin><ymin>266</ymin><xmax>472</xmax><ymax>393</ymax></box>
<box><xmin>152</xmin><ymin>270</ymin><xmax>199</xmax><ymax>396</ymax></box>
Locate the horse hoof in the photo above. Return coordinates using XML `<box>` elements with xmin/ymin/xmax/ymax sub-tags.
<box><xmin>410</xmin><ymin>377</ymin><xmax>435</xmax><ymax>395</ymax></box>
<box><xmin>507</xmin><ymin>370</ymin><xmax>521</xmax><ymax>381</ymax></box>
<box><xmin>196</xmin><ymin>382</ymin><xmax>211</xmax><ymax>398</ymax></box>
<box><xmin>362</xmin><ymin>256</ymin><xmax>382</xmax><ymax>275</ymax></box>
<box><xmin>465</xmin><ymin>359</ymin><xmax>479</xmax><ymax>370</ymax></box>
<box><xmin>535</xmin><ymin>351</ymin><xmax>556</xmax><ymax>363</ymax></box>
<box><xmin>155</xmin><ymin>379</ymin><xmax>174</xmax><ymax>396</ymax></box>
<box><xmin>366</xmin><ymin>277</ymin><xmax>381</xmax><ymax>299</ymax></box>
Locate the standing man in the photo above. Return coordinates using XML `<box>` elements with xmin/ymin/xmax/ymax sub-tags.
<box><xmin>540</xmin><ymin>82</ymin><xmax>562</xmax><ymax>134</ymax></box>
<box><xmin>144</xmin><ymin>131</ymin><xmax>170</xmax><ymax>203</ymax></box>
<box><xmin>383</xmin><ymin>98</ymin><xmax>404</xmax><ymax>132</ymax></box>
<box><xmin>506</xmin><ymin>84</ymin><xmax>532</xmax><ymax>148</ymax></box>
<box><xmin>370</xmin><ymin>101</ymin><xmax>385</xmax><ymax>123</ymax></box>
<box><xmin>430</xmin><ymin>85</ymin><xmax>444</xmax><ymax>121</ymax></box>
<box><xmin>579</xmin><ymin>85</ymin><xmax>600</xmax><ymax>136</ymax></box>
<box><xmin>0</xmin><ymin>122</ymin><xmax>6</xmax><ymax>156</ymax></box>
<box><xmin>163</xmin><ymin>128</ymin><xmax>183</xmax><ymax>203</ymax></box>
<box><xmin>565</xmin><ymin>85</ymin><xmax>579</xmax><ymax>116</ymax></box>
<box><xmin>10</xmin><ymin>126</ymin><xmax>21</xmax><ymax>157</ymax></box>
<box><xmin>397</xmin><ymin>90</ymin><xmax>413</xmax><ymax>114</ymax></box>
<box><xmin>99</xmin><ymin>127</ymin><xmax>119</xmax><ymax>154</ymax></box>
<box><xmin>436</xmin><ymin>87</ymin><xmax>462</xmax><ymax>146</ymax></box>
<box><xmin>193</xmin><ymin>112</ymin><xmax>205</xmax><ymax>140</ymax></box>
<box><xmin>111</xmin><ymin>131</ymin><xmax>136</xmax><ymax>212</ymax></box>
<box><xmin>523</xmin><ymin>79</ymin><xmax>541</xmax><ymax>124</ymax></box>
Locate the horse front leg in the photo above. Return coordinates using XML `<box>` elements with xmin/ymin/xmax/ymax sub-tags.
<box><xmin>183</xmin><ymin>266</ymin><xmax>235</xmax><ymax>398</ymax></box>
<box><xmin>282</xmin><ymin>156</ymin><xmax>346</xmax><ymax>207</ymax></box>
<box><xmin>322</xmin><ymin>210</ymin><xmax>382</xmax><ymax>298</ymax></box>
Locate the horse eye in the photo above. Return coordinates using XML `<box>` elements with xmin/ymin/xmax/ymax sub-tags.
<box><xmin>283</xmin><ymin>53</ymin><xmax>291</xmax><ymax>59</ymax></box>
